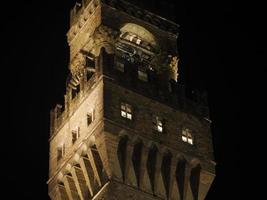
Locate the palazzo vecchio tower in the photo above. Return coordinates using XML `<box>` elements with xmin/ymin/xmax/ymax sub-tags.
<box><xmin>48</xmin><ymin>0</ymin><xmax>216</xmax><ymax>199</ymax></box>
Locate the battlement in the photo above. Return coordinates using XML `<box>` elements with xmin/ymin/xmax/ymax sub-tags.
<box><xmin>50</xmin><ymin>50</ymin><xmax>210</xmax><ymax>138</ymax></box>
<box><xmin>70</xmin><ymin>0</ymin><xmax>93</xmax><ymax>26</ymax></box>
<box><xmin>49</xmin><ymin>2</ymin><xmax>215</xmax><ymax>199</ymax></box>
<box><xmin>69</xmin><ymin>0</ymin><xmax>179</xmax><ymax>34</ymax></box>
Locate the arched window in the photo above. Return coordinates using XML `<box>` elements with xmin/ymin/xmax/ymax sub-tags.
<box><xmin>176</xmin><ymin>158</ymin><xmax>186</xmax><ymax>200</ymax></box>
<box><xmin>190</xmin><ymin>164</ymin><xmax>201</xmax><ymax>200</ymax></box>
<box><xmin>146</xmin><ymin>145</ymin><xmax>158</xmax><ymax>192</ymax></box>
<box><xmin>120</xmin><ymin>23</ymin><xmax>157</xmax><ymax>47</ymax></box>
<box><xmin>161</xmin><ymin>151</ymin><xmax>172</xmax><ymax>197</ymax></box>
<box><xmin>132</xmin><ymin>141</ymin><xmax>143</xmax><ymax>187</ymax></box>
<box><xmin>117</xmin><ymin>136</ymin><xmax>128</xmax><ymax>181</ymax></box>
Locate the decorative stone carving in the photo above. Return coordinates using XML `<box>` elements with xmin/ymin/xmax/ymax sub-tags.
<box><xmin>70</xmin><ymin>53</ymin><xmax>86</xmax><ymax>74</ymax></box>
<box><xmin>83</xmin><ymin>25</ymin><xmax>119</xmax><ymax>56</ymax></box>
<box><xmin>169</xmin><ymin>56</ymin><xmax>179</xmax><ymax>81</ymax></box>
<box><xmin>150</xmin><ymin>52</ymin><xmax>179</xmax><ymax>81</ymax></box>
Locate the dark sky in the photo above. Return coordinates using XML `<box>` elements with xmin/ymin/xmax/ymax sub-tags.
<box><xmin>2</xmin><ymin>0</ymin><xmax>264</xmax><ymax>199</ymax></box>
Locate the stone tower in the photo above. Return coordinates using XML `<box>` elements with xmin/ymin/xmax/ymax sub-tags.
<box><xmin>48</xmin><ymin>0</ymin><xmax>216</xmax><ymax>200</ymax></box>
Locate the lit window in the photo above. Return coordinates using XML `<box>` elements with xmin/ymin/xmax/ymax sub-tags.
<box><xmin>136</xmin><ymin>38</ymin><xmax>142</xmax><ymax>45</ymax></box>
<box><xmin>57</xmin><ymin>143</ymin><xmax>65</xmax><ymax>161</ymax></box>
<box><xmin>138</xmin><ymin>70</ymin><xmax>148</xmax><ymax>81</ymax></box>
<box><xmin>182</xmin><ymin>128</ymin><xmax>193</xmax><ymax>145</ymax></box>
<box><xmin>129</xmin><ymin>35</ymin><xmax>136</xmax><ymax>42</ymax></box>
<box><xmin>72</xmin><ymin>127</ymin><xmax>80</xmax><ymax>144</ymax></box>
<box><xmin>87</xmin><ymin>110</ymin><xmax>95</xmax><ymax>126</ymax></box>
<box><xmin>121</xmin><ymin>103</ymin><xmax>132</xmax><ymax>120</ymax></box>
<box><xmin>153</xmin><ymin>116</ymin><xmax>164</xmax><ymax>133</ymax></box>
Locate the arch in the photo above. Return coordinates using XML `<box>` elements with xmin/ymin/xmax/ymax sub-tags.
<box><xmin>91</xmin><ymin>144</ymin><xmax>108</xmax><ymax>185</ymax></box>
<box><xmin>120</xmin><ymin>23</ymin><xmax>157</xmax><ymax>46</ymax></box>
<box><xmin>176</xmin><ymin>157</ymin><xmax>187</xmax><ymax>200</ymax></box>
<box><xmin>146</xmin><ymin>144</ymin><xmax>158</xmax><ymax>192</ymax></box>
<box><xmin>131</xmin><ymin>140</ymin><xmax>143</xmax><ymax>187</ymax></box>
<box><xmin>190</xmin><ymin>164</ymin><xmax>201</xmax><ymax>200</ymax></box>
<box><xmin>117</xmin><ymin>136</ymin><xmax>129</xmax><ymax>181</ymax></box>
<box><xmin>91</xmin><ymin>42</ymin><xmax>115</xmax><ymax>57</ymax></box>
<box><xmin>161</xmin><ymin>151</ymin><xmax>172</xmax><ymax>197</ymax></box>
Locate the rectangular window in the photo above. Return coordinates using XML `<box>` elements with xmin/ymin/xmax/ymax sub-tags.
<box><xmin>72</xmin><ymin>127</ymin><xmax>80</xmax><ymax>144</ymax></box>
<box><xmin>115</xmin><ymin>61</ymin><xmax>125</xmax><ymax>72</ymax></box>
<box><xmin>57</xmin><ymin>143</ymin><xmax>65</xmax><ymax>161</ymax></box>
<box><xmin>138</xmin><ymin>70</ymin><xmax>148</xmax><ymax>82</ymax></box>
<box><xmin>182</xmin><ymin>128</ymin><xmax>193</xmax><ymax>145</ymax></box>
<box><xmin>136</xmin><ymin>38</ymin><xmax>142</xmax><ymax>45</ymax></box>
<box><xmin>153</xmin><ymin>116</ymin><xmax>164</xmax><ymax>133</ymax></box>
<box><xmin>121</xmin><ymin>103</ymin><xmax>132</xmax><ymax>120</ymax></box>
<box><xmin>86</xmin><ymin>56</ymin><xmax>95</xmax><ymax>68</ymax></box>
<box><xmin>87</xmin><ymin>110</ymin><xmax>95</xmax><ymax>126</ymax></box>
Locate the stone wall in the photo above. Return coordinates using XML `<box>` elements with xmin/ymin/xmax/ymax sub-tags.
<box><xmin>103</xmin><ymin>77</ymin><xmax>214</xmax><ymax>162</ymax></box>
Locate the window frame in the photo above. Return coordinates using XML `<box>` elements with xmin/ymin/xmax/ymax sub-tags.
<box><xmin>153</xmin><ymin>116</ymin><xmax>164</xmax><ymax>133</ymax></box>
<box><xmin>121</xmin><ymin>102</ymin><xmax>133</xmax><ymax>120</ymax></box>
<box><xmin>57</xmin><ymin>143</ymin><xmax>65</xmax><ymax>161</ymax></box>
<box><xmin>138</xmin><ymin>70</ymin><xmax>148</xmax><ymax>82</ymax></box>
<box><xmin>87</xmin><ymin>109</ymin><xmax>95</xmax><ymax>126</ymax></box>
<box><xmin>182</xmin><ymin>128</ymin><xmax>194</xmax><ymax>145</ymax></box>
<box><xmin>72</xmin><ymin>127</ymin><xmax>80</xmax><ymax>144</ymax></box>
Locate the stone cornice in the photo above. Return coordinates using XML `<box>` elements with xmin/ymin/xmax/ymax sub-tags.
<box><xmin>101</xmin><ymin>0</ymin><xmax>179</xmax><ymax>35</ymax></box>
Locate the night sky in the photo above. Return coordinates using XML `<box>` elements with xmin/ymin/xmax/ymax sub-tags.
<box><xmin>2</xmin><ymin>0</ymin><xmax>264</xmax><ymax>199</ymax></box>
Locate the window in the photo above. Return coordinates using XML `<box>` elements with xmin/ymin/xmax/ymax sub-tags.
<box><xmin>121</xmin><ymin>103</ymin><xmax>132</xmax><ymax>120</ymax></box>
<box><xmin>115</xmin><ymin>61</ymin><xmax>125</xmax><ymax>72</ymax></box>
<box><xmin>182</xmin><ymin>128</ymin><xmax>193</xmax><ymax>145</ymax></box>
<box><xmin>57</xmin><ymin>143</ymin><xmax>65</xmax><ymax>161</ymax></box>
<box><xmin>72</xmin><ymin>127</ymin><xmax>80</xmax><ymax>144</ymax></box>
<box><xmin>87</xmin><ymin>110</ymin><xmax>95</xmax><ymax>126</ymax></box>
<box><xmin>138</xmin><ymin>70</ymin><xmax>148</xmax><ymax>82</ymax></box>
<box><xmin>153</xmin><ymin>116</ymin><xmax>164</xmax><ymax>133</ymax></box>
<box><xmin>86</xmin><ymin>56</ymin><xmax>95</xmax><ymax>68</ymax></box>
<box><xmin>71</xmin><ymin>84</ymin><xmax>80</xmax><ymax>99</ymax></box>
<box><xmin>136</xmin><ymin>38</ymin><xmax>142</xmax><ymax>45</ymax></box>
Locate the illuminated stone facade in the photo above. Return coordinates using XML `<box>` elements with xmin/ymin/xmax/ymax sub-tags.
<box><xmin>48</xmin><ymin>0</ymin><xmax>215</xmax><ymax>199</ymax></box>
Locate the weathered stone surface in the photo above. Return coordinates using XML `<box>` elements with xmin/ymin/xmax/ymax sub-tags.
<box><xmin>48</xmin><ymin>0</ymin><xmax>215</xmax><ymax>200</ymax></box>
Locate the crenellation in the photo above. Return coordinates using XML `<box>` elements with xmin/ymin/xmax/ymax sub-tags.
<box><xmin>49</xmin><ymin>0</ymin><xmax>215</xmax><ymax>199</ymax></box>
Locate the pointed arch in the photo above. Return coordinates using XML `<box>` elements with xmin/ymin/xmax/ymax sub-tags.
<box><xmin>190</xmin><ymin>164</ymin><xmax>201</xmax><ymax>200</ymax></box>
<box><xmin>161</xmin><ymin>150</ymin><xmax>172</xmax><ymax>197</ymax></box>
<box><xmin>176</xmin><ymin>158</ymin><xmax>186</xmax><ymax>200</ymax></box>
<box><xmin>117</xmin><ymin>136</ymin><xmax>129</xmax><ymax>181</ymax></box>
<box><xmin>146</xmin><ymin>144</ymin><xmax>158</xmax><ymax>192</ymax></box>
<box><xmin>131</xmin><ymin>140</ymin><xmax>143</xmax><ymax>187</ymax></box>
<box><xmin>90</xmin><ymin>144</ymin><xmax>108</xmax><ymax>185</ymax></box>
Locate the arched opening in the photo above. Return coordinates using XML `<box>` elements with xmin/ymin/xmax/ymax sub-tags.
<box><xmin>115</xmin><ymin>23</ymin><xmax>158</xmax><ymax>86</ymax></box>
<box><xmin>161</xmin><ymin>151</ymin><xmax>172</xmax><ymax>197</ymax></box>
<box><xmin>132</xmin><ymin>140</ymin><xmax>143</xmax><ymax>187</ymax></box>
<box><xmin>100</xmin><ymin>47</ymin><xmax>115</xmax><ymax>73</ymax></box>
<box><xmin>176</xmin><ymin>158</ymin><xmax>186</xmax><ymax>200</ymax></box>
<box><xmin>146</xmin><ymin>145</ymin><xmax>158</xmax><ymax>192</ymax></box>
<box><xmin>82</xmin><ymin>154</ymin><xmax>99</xmax><ymax>194</ymax></box>
<box><xmin>190</xmin><ymin>164</ymin><xmax>201</xmax><ymax>200</ymax></box>
<box><xmin>117</xmin><ymin>136</ymin><xmax>128</xmax><ymax>181</ymax></box>
<box><xmin>120</xmin><ymin>23</ymin><xmax>157</xmax><ymax>47</ymax></box>
<box><xmin>91</xmin><ymin>144</ymin><xmax>108</xmax><ymax>185</ymax></box>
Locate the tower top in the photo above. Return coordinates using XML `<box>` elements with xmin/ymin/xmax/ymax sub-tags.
<box><xmin>70</xmin><ymin>0</ymin><xmax>179</xmax><ymax>34</ymax></box>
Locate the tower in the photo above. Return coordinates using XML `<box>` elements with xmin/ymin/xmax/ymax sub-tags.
<box><xmin>48</xmin><ymin>0</ymin><xmax>216</xmax><ymax>199</ymax></box>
